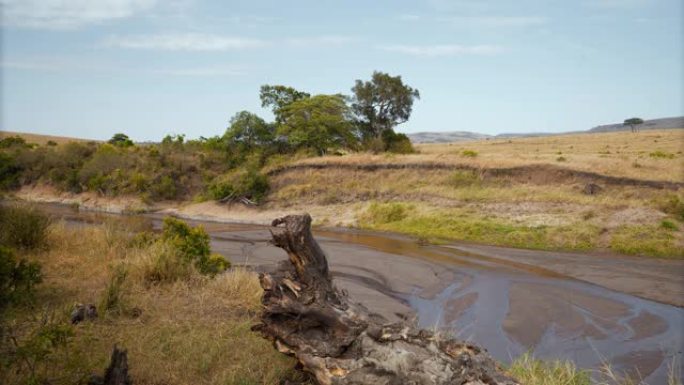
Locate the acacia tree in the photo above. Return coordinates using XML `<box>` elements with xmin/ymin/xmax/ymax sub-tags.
<box><xmin>623</xmin><ymin>117</ymin><xmax>644</xmax><ymax>133</ymax></box>
<box><xmin>108</xmin><ymin>133</ymin><xmax>133</xmax><ymax>147</ymax></box>
<box><xmin>351</xmin><ymin>71</ymin><xmax>420</xmax><ymax>140</ymax></box>
<box><xmin>223</xmin><ymin>111</ymin><xmax>274</xmax><ymax>149</ymax></box>
<box><xmin>277</xmin><ymin>94</ymin><xmax>357</xmax><ymax>155</ymax></box>
<box><xmin>259</xmin><ymin>85</ymin><xmax>310</xmax><ymax>124</ymax></box>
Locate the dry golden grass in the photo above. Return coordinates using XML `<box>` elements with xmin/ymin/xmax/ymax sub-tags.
<box><xmin>0</xmin><ymin>131</ymin><xmax>97</xmax><ymax>145</ymax></box>
<box><xmin>3</xmin><ymin>219</ymin><xmax>302</xmax><ymax>385</ymax></box>
<box><xmin>281</xmin><ymin>129</ymin><xmax>683</xmax><ymax>182</ymax></box>
<box><xmin>261</xmin><ymin>130</ymin><xmax>684</xmax><ymax>258</ymax></box>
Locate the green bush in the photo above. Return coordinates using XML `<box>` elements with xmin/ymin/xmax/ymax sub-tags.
<box><xmin>461</xmin><ymin>149</ymin><xmax>478</xmax><ymax>158</ymax></box>
<box><xmin>0</xmin><ymin>205</ymin><xmax>52</xmax><ymax>250</ymax></box>
<box><xmin>382</xmin><ymin>130</ymin><xmax>414</xmax><ymax>154</ymax></box>
<box><xmin>208</xmin><ymin>169</ymin><xmax>269</xmax><ymax>203</ymax></box>
<box><xmin>0</xmin><ymin>246</ymin><xmax>42</xmax><ymax>309</ymax></box>
<box><xmin>149</xmin><ymin>174</ymin><xmax>178</xmax><ymax>200</ymax></box>
<box><xmin>161</xmin><ymin>217</ymin><xmax>230</xmax><ymax>277</ymax></box>
<box><xmin>556</xmin><ymin>156</ymin><xmax>567</xmax><ymax>162</ymax></box>
<box><xmin>0</xmin><ymin>153</ymin><xmax>21</xmax><ymax>190</ymax></box>
<box><xmin>99</xmin><ymin>265</ymin><xmax>128</xmax><ymax>314</ymax></box>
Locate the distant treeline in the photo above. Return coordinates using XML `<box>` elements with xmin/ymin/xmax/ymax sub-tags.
<box><xmin>0</xmin><ymin>71</ymin><xmax>419</xmax><ymax>203</ymax></box>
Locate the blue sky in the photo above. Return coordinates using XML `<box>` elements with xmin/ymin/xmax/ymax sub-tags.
<box><xmin>1</xmin><ymin>0</ymin><xmax>682</xmax><ymax>141</ymax></box>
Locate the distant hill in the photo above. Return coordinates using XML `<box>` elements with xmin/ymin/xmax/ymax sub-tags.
<box><xmin>588</xmin><ymin>116</ymin><xmax>684</xmax><ymax>133</ymax></box>
<box><xmin>408</xmin><ymin>116</ymin><xmax>684</xmax><ymax>144</ymax></box>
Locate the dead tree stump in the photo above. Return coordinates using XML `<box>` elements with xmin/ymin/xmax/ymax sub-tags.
<box><xmin>253</xmin><ymin>214</ymin><xmax>520</xmax><ymax>385</ymax></box>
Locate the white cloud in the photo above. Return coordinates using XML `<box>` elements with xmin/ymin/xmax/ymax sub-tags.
<box><xmin>397</xmin><ymin>14</ymin><xmax>422</xmax><ymax>21</ymax></box>
<box><xmin>284</xmin><ymin>36</ymin><xmax>356</xmax><ymax>47</ymax></box>
<box><xmin>104</xmin><ymin>33</ymin><xmax>267</xmax><ymax>51</ymax></box>
<box><xmin>0</xmin><ymin>0</ymin><xmax>157</xmax><ymax>29</ymax></box>
<box><xmin>584</xmin><ymin>0</ymin><xmax>651</xmax><ymax>8</ymax></box>
<box><xmin>380</xmin><ymin>44</ymin><xmax>504</xmax><ymax>57</ymax></box>
<box><xmin>152</xmin><ymin>66</ymin><xmax>245</xmax><ymax>76</ymax></box>
<box><xmin>442</xmin><ymin>16</ymin><xmax>548</xmax><ymax>28</ymax></box>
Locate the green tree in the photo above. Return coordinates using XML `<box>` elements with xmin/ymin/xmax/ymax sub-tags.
<box><xmin>223</xmin><ymin>111</ymin><xmax>274</xmax><ymax>149</ymax></box>
<box><xmin>108</xmin><ymin>133</ymin><xmax>134</xmax><ymax>147</ymax></box>
<box><xmin>277</xmin><ymin>94</ymin><xmax>357</xmax><ymax>155</ymax></box>
<box><xmin>623</xmin><ymin>117</ymin><xmax>644</xmax><ymax>133</ymax></box>
<box><xmin>259</xmin><ymin>85</ymin><xmax>310</xmax><ymax>123</ymax></box>
<box><xmin>351</xmin><ymin>71</ymin><xmax>420</xmax><ymax>140</ymax></box>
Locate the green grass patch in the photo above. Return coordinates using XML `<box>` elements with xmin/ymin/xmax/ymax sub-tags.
<box><xmin>359</xmin><ymin>204</ymin><xmax>599</xmax><ymax>251</ymax></box>
<box><xmin>610</xmin><ymin>225</ymin><xmax>683</xmax><ymax>259</ymax></box>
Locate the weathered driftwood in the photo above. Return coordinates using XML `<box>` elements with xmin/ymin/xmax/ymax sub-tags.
<box><xmin>253</xmin><ymin>214</ymin><xmax>519</xmax><ymax>385</ymax></box>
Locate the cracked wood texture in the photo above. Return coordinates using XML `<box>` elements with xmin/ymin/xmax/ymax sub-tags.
<box><xmin>252</xmin><ymin>214</ymin><xmax>520</xmax><ymax>385</ymax></box>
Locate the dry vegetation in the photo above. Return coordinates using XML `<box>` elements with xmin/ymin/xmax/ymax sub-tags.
<box><xmin>0</xmin><ymin>131</ymin><xmax>98</xmax><ymax>146</ymax></box>
<box><xmin>261</xmin><ymin>129</ymin><xmax>684</xmax><ymax>258</ymax></box>
<box><xmin>1</xmin><ymin>216</ymin><xmax>303</xmax><ymax>385</ymax></box>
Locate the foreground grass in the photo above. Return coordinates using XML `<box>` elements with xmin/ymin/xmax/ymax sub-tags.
<box><xmin>509</xmin><ymin>353</ymin><xmax>682</xmax><ymax>385</ymax></box>
<box><xmin>1</xmin><ymin>219</ymin><xmax>302</xmax><ymax>385</ymax></box>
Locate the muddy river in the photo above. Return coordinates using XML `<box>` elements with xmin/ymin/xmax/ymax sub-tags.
<box><xmin>39</xmin><ymin>203</ymin><xmax>684</xmax><ymax>384</ymax></box>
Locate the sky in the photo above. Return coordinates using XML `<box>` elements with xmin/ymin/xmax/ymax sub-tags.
<box><xmin>1</xmin><ymin>0</ymin><xmax>682</xmax><ymax>141</ymax></box>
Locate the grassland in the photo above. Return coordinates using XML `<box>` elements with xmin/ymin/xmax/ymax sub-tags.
<box><xmin>260</xmin><ymin>129</ymin><xmax>684</xmax><ymax>258</ymax></box>
<box><xmin>1</xmin><ymin>216</ymin><xmax>303</xmax><ymax>385</ymax></box>
<box><xmin>5</xmin><ymin>129</ymin><xmax>684</xmax><ymax>258</ymax></box>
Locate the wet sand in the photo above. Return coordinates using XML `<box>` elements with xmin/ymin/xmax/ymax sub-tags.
<box><xmin>32</xmin><ymin>203</ymin><xmax>684</xmax><ymax>384</ymax></box>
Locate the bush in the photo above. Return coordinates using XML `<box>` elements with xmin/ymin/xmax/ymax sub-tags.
<box><xmin>461</xmin><ymin>149</ymin><xmax>478</xmax><ymax>158</ymax></box>
<box><xmin>99</xmin><ymin>265</ymin><xmax>128</xmax><ymax>314</ymax></box>
<box><xmin>161</xmin><ymin>217</ymin><xmax>230</xmax><ymax>277</ymax></box>
<box><xmin>0</xmin><ymin>153</ymin><xmax>21</xmax><ymax>190</ymax></box>
<box><xmin>0</xmin><ymin>205</ymin><xmax>52</xmax><ymax>250</ymax></box>
<box><xmin>382</xmin><ymin>130</ymin><xmax>414</xmax><ymax>154</ymax></box>
<box><xmin>208</xmin><ymin>169</ymin><xmax>269</xmax><ymax>203</ymax></box>
<box><xmin>0</xmin><ymin>246</ymin><xmax>42</xmax><ymax>309</ymax></box>
<box><xmin>556</xmin><ymin>156</ymin><xmax>567</xmax><ymax>162</ymax></box>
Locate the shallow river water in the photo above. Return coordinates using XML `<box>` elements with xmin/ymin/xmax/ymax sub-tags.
<box><xmin>38</xmin><ymin>203</ymin><xmax>684</xmax><ymax>384</ymax></box>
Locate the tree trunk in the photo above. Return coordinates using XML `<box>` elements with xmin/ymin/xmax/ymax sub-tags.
<box><xmin>253</xmin><ymin>214</ymin><xmax>520</xmax><ymax>385</ymax></box>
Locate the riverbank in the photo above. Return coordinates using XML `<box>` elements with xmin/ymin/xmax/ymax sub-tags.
<box><xmin>5</xmin><ymin>202</ymin><xmax>682</xmax><ymax>384</ymax></box>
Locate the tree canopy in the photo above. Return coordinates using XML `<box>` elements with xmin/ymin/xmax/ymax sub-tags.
<box><xmin>108</xmin><ymin>133</ymin><xmax>133</xmax><ymax>147</ymax></box>
<box><xmin>351</xmin><ymin>71</ymin><xmax>419</xmax><ymax>140</ymax></box>
<box><xmin>277</xmin><ymin>94</ymin><xmax>357</xmax><ymax>155</ymax></box>
<box><xmin>223</xmin><ymin>111</ymin><xmax>274</xmax><ymax>149</ymax></box>
<box><xmin>259</xmin><ymin>85</ymin><xmax>311</xmax><ymax>123</ymax></box>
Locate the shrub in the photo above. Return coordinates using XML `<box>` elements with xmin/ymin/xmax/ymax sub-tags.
<box><xmin>365</xmin><ymin>202</ymin><xmax>411</xmax><ymax>224</ymax></box>
<box><xmin>108</xmin><ymin>133</ymin><xmax>134</xmax><ymax>147</ymax></box>
<box><xmin>149</xmin><ymin>174</ymin><xmax>178</xmax><ymax>200</ymax></box>
<box><xmin>0</xmin><ymin>204</ymin><xmax>52</xmax><ymax>250</ymax></box>
<box><xmin>0</xmin><ymin>152</ymin><xmax>21</xmax><ymax>190</ymax></box>
<box><xmin>0</xmin><ymin>246</ymin><xmax>42</xmax><ymax>309</ymax></box>
<box><xmin>142</xmin><ymin>242</ymin><xmax>194</xmax><ymax>284</ymax></box>
<box><xmin>0</xmin><ymin>135</ymin><xmax>28</xmax><ymax>149</ymax></box>
<box><xmin>208</xmin><ymin>169</ymin><xmax>269</xmax><ymax>203</ymax></box>
<box><xmin>649</xmin><ymin>150</ymin><xmax>675</xmax><ymax>159</ymax></box>
<box><xmin>382</xmin><ymin>130</ymin><xmax>414</xmax><ymax>154</ymax></box>
<box><xmin>556</xmin><ymin>156</ymin><xmax>567</xmax><ymax>162</ymax></box>
<box><xmin>99</xmin><ymin>265</ymin><xmax>128</xmax><ymax>314</ymax></box>
<box><xmin>461</xmin><ymin>149</ymin><xmax>478</xmax><ymax>158</ymax></box>
<box><xmin>161</xmin><ymin>217</ymin><xmax>230</xmax><ymax>277</ymax></box>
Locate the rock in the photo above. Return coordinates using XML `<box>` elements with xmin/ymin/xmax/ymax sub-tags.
<box><xmin>71</xmin><ymin>303</ymin><xmax>98</xmax><ymax>324</ymax></box>
<box><xmin>583</xmin><ymin>183</ymin><xmax>603</xmax><ymax>195</ymax></box>
<box><xmin>253</xmin><ymin>214</ymin><xmax>519</xmax><ymax>385</ymax></box>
